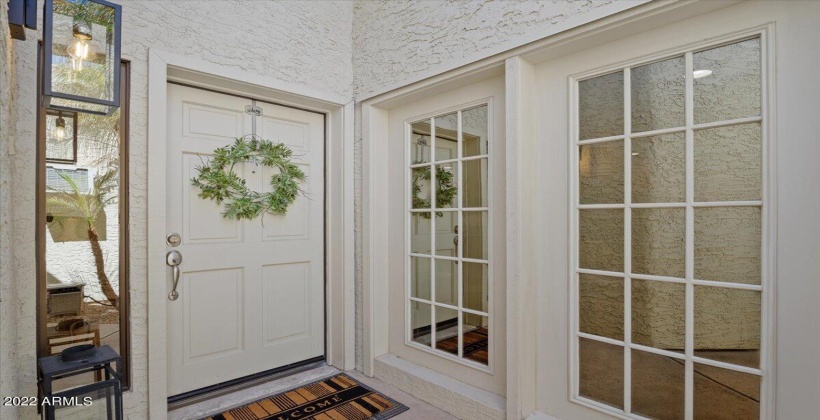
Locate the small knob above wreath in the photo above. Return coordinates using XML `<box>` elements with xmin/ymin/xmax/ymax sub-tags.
<box><xmin>191</xmin><ymin>136</ymin><xmax>306</xmax><ymax>221</ymax></box>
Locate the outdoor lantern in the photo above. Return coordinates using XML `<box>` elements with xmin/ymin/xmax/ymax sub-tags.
<box><xmin>43</xmin><ymin>0</ymin><xmax>122</xmax><ymax>116</ymax></box>
<box><xmin>54</xmin><ymin>112</ymin><xmax>66</xmax><ymax>141</ymax></box>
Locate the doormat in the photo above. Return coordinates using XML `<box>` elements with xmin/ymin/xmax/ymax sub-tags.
<box><xmin>202</xmin><ymin>374</ymin><xmax>409</xmax><ymax>420</ymax></box>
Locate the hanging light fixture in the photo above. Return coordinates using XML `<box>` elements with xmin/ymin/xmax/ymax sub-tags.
<box><xmin>42</xmin><ymin>0</ymin><xmax>122</xmax><ymax>115</ymax></box>
<box><xmin>55</xmin><ymin>112</ymin><xmax>67</xmax><ymax>142</ymax></box>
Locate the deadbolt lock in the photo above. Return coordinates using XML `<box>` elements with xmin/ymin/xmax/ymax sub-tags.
<box><xmin>166</xmin><ymin>233</ymin><xmax>181</xmax><ymax>247</ymax></box>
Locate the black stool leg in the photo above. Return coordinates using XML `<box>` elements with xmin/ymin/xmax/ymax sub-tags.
<box><xmin>104</xmin><ymin>365</ymin><xmax>113</xmax><ymax>420</ymax></box>
<box><xmin>114</xmin><ymin>380</ymin><xmax>123</xmax><ymax>420</ymax></box>
<box><xmin>115</xmin><ymin>358</ymin><xmax>123</xmax><ymax>420</ymax></box>
<box><xmin>42</xmin><ymin>376</ymin><xmax>55</xmax><ymax>420</ymax></box>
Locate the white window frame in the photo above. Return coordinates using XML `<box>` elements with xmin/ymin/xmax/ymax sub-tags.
<box><xmin>404</xmin><ymin>98</ymin><xmax>496</xmax><ymax>373</ymax></box>
<box><xmin>568</xmin><ymin>28</ymin><xmax>775</xmax><ymax>420</ymax></box>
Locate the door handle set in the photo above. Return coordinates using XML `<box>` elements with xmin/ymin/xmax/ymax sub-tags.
<box><xmin>166</xmin><ymin>250</ymin><xmax>183</xmax><ymax>301</ymax></box>
<box><xmin>453</xmin><ymin>225</ymin><xmax>459</xmax><ymax>264</ymax></box>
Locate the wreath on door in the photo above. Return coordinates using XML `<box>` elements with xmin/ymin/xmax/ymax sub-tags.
<box><xmin>191</xmin><ymin>136</ymin><xmax>305</xmax><ymax>220</ymax></box>
<box><xmin>412</xmin><ymin>162</ymin><xmax>457</xmax><ymax>218</ymax></box>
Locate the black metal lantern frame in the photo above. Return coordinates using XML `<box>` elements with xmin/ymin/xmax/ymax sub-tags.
<box><xmin>45</xmin><ymin>109</ymin><xmax>79</xmax><ymax>164</ymax></box>
<box><xmin>43</xmin><ymin>0</ymin><xmax>122</xmax><ymax>116</ymax></box>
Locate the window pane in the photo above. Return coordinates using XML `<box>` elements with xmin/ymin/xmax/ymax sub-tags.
<box><xmin>463</xmin><ymin>211</ymin><xmax>488</xmax><ymax>260</ymax></box>
<box><xmin>45</xmin><ymin>107</ymin><xmax>123</xmax><ymax>392</ymax></box>
<box><xmin>694</xmin><ymin>207</ymin><xmax>761</xmax><ymax>284</ymax></box>
<box><xmin>632</xmin><ymin>349</ymin><xmax>685</xmax><ymax>420</ymax></box>
<box><xmin>410</xmin><ymin>120</ymin><xmax>431</xmax><ymax>164</ymax></box>
<box><xmin>632</xmin><ymin>133</ymin><xmax>685</xmax><ymax>203</ymax></box>
<box><xmin>579</xmin><ymin>71</ymin><xmax>624</xmax><ymax>140</ymax></box>
<box><xmin>694</xmin><ymin>363</ymin><xmax>760</xmax><ymax>420</ymax></box>
<box><xmin>631</xmin><ymin>56</ymin><xmax>686</xmax><ymax>132</ymax></box>
<box><xmin>434</xmin><ymin>211</ymin><xmax>458</xmax><ymax>257</ymax></box>
<box><xmin>579</xmin><ymin>337</ymin><xmax>624</xmax><ymax>409</ymax></box>
<box><xmin>462</xmin><ymin>158</ymin><xmax>488</xmax><ymax>208</ymax></box>
<box><xmin>694</xmin><ymin>38</ymin><xmax>761</xmax><ymax>125</ymax></box>
<box><xmin>462</xmin><ymin>262</ymin><xmax>488</xmax><ymax>313</ymax></box>
<box><xmin>411</xmin><ymin>166</ymin><xmax>432</xmax><ymax>209</ymax></box>
<box><xmin>632</xmin><ymin>279</ymin><xmax>685</xmax><ymax>352</ymax></box>
<box><xmin>462</xmin><ymin>313</ymin><xmax>489</xmax><ymax>365</ymax></box>
<box><xmin>434</xmin><ymin>305</ymin><xmax>459</xmax><ymax>356</ymax></box>
<box><xmin>435</xmin><ymin>259</ymin><xmax>458</xmax><ymax>307</ymax></box>
<box><xmin>579</xmin><ymin>209</ymin><xmax>624</xmax><ymax>272</ymax></box>
<box><xmin>632</xmin><ymin>208</ymin><xmax>685</xmax><ymax>278</ymax></box>
<box><xmin>579</xmin><ymin>141</ymin><xmax>624</xmax><ymax>204</ymax></box>
<box><xmin>433</xmin><ymin>112</ymin><xmax>458</xmax><ymax>162</ymax></box>
<box><xmin>694</xmin><ymin>286</ymin><xmax>760</xmax><ymax>369</ymax></box>
<box><xmin>410</xmin><ymin>256</ymin><xmax>431</xmax><ymax>300</ymax></box>
<box><xmin>694</xmin><ymin>123</ymin><xmax>761</xmax><ymax>202</ymax></box>
<box><xmin>411</xmin><ymin>212</ymin><xmax>432</xmax><ymax>254</ymax></box>
<box><xmin>434</xmin><ymin>162</ymin><xmax>457</xmax><ymax>208</ymax></box>
<box><xmin>579</xmin><ymin>274</ymin><xmax>624</xmax><ymax>341</ymax></box>
<box><xmin>462</xmin><ymin>105</ymin><xmax>488</xmax><ymax>157</ymax></box>
<box><xmin>411</xmin><ymin>301</ymin><xmax>432</xmax><ymax>346</ymax></box>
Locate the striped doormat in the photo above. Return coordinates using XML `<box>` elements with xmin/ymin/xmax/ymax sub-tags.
<box><xmin>202</xmin><ymin>374</ymin><xmax>409</xmax><ymax>420</ymax></box>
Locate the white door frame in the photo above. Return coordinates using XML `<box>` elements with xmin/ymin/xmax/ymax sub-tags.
<box><xmin>361</xmin><ymin>1</ymin><xmax>820</xmax><ymax>419</ymax></box>
<box><xmin>147</xmin><ymin>49</ymin><xmax>355</xmax><ymax>419</ymax></box>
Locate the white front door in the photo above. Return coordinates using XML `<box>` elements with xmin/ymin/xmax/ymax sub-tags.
<box><xmin>389</xmin><ymin>76</ymin><xmax>506</xmax><ymax>395</ymax></box>
<box><xmin>535</xmin><ymin>1</ymin><xmax>820</xmax><ymax>419</ymax></box>
<box><xmin>165</xmin><ymin>84</ymin><xmax>325</xmax><ymax>395</ymax></box>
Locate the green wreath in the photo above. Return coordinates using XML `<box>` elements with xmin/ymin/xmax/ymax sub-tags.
<box><xmin>412</xmin><ymin>161</ymin><xmax>457</xmax><ymax>218</ymax></box>
<box><xmin>191</xmin><ymin>136</ymin><xmax>306</xmax><ymax>220</ymax></box>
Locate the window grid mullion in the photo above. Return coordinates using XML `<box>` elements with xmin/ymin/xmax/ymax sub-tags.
<box><xmin>457</xmin><ymin>110</ymin><xmax>464</xmax><ymax>359</ymax></box>
<box><xmin>577</xmin><ymin>115</ymin><xmax>761</xmax><ymax>145</ymax></box>
<box><xmin>684</xmin><ymin>50</ymin><xmax>696</xmax><ymax>420</ymax></box>
<box><xmin>430</xmin><ymin>117</ymin><xmax>437</xmax><ymax>350</ymax></box>
<box><xmin>623</xmin><ymin>67</ymin><xmax>633</xmax><ymax>415</ymax></box>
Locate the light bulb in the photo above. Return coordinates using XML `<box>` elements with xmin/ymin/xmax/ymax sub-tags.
<box><xmin>68</xmin><ymin>19</ymin><xmax>93</xmax><ymax>72</ymax></box>
<box><xmin>55</xmin><ymin>115</ymin><xmax>67</xmax><ymax>142</ymax></box>
<box><xmin>68</xmin><ymin>39</ymin><xmax>91</xmax><ymax>71</ymax></box>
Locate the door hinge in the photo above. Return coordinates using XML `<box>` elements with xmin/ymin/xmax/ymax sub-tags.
<box><xmin>245</xmin><ymin>105</ymin><xmax>263</xmax><ymax>116</ymax></box>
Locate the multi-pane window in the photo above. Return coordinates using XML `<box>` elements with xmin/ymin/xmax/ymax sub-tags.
<box><xmin>574</xmin><ymin>38</ymin><xmax>765</xmax><ymax>419</ymax></box>
<box><xmin>407</xmin><ymin>105</ymin><xmax>491</xmax><ymax>367</ymax></box>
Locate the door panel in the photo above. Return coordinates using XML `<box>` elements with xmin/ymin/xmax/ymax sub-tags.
<box><xmin>182</xmin><ymin>152</ymin><xmax>242</xmax><ymax>243</ymax></box>
<box><xmin>184</xmin><ymin>268</ymin><xmax>243</xmax><ymax>360</ymax></box>
<box><xmin>262</xmin><ymin>262</ymin><xmax>310</xmax><ymax>344</ymax></box>
<box><xmin>166</xmin><ymin>84</ymin><xmax>325</xmax><ymax>395</ymax></box>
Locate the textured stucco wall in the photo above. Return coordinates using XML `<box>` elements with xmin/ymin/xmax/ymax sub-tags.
<box><xmin>352</xmin><ymin>0</ymin><xmax>623</xmax><ymax>97</ymax></box>
<box><xmin>3</xmin><ymin>2</ymin><xmax>352</xmax><ymax>419</ymax></box>
<box><xmin>0</xmin><ymin>2</ymin><xmax>20</xmax><ymax>418</ymax></box>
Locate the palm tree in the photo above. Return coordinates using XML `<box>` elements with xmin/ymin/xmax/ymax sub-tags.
<box><xmin>47</xmin><ymin>169</ymin><xmax>119</xmax><ymax>308</ymax></box>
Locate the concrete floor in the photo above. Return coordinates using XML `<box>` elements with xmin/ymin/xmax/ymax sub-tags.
<box><xmin>346</xmin><ymin>371</ymin><xmax>458</xmax><ymax>420</ymax></box>
<box><xmin>167</xmin><ymin>365</ymin><xmax>457</xmax><ymax>420</ymax></box>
